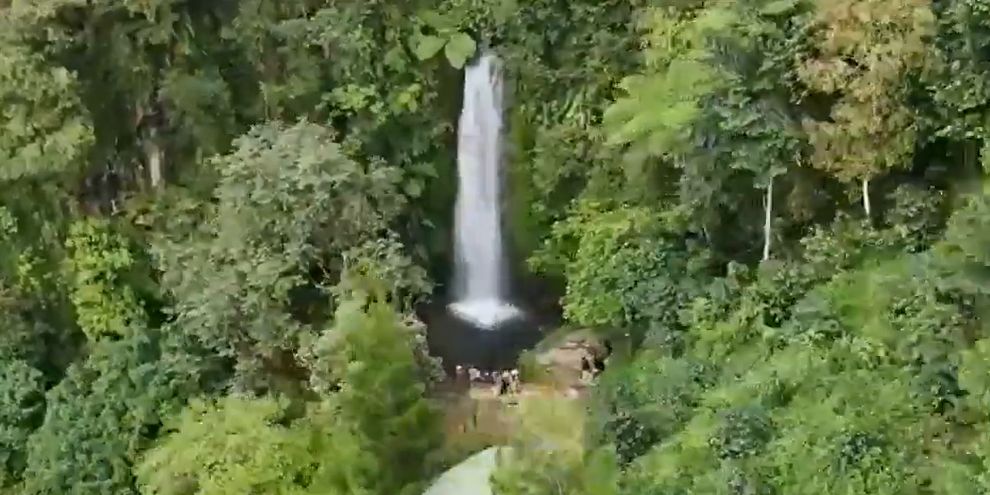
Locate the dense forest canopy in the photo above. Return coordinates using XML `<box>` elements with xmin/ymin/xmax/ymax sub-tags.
<box><xmin>1</xmin><ymin>0</ymin><xmax>990</xmax><ymax>494</ymax></box>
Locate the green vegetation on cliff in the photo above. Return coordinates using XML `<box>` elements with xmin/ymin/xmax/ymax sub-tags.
<box><xmin>0</xmin><ymin>0</ymin><xmax>989</xmax><ymax>494</ymax></box>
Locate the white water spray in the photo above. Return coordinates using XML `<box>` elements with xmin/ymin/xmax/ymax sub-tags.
<box><xmin>448</xmin><ymin>54</ymin><xmax>521</xmax><ymax>329</ymax></box>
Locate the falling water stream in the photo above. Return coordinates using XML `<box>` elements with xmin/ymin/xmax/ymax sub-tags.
<box><xmin>448</xmin><ymin>54</ymin><xmax>521</xmax><ymax>329</ymax></box>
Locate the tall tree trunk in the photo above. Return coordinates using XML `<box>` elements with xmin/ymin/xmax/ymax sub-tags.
<box><xmin>983</xmin><ymin>139</ymin><xmax>990</xmax><ymax>194</ymax></box>
<box><xmin>862</xmin><ymin>177</ymin><xmax>871</xmax><ymax>218</ymax></box>
<box><xmin>147</xmin><ymin>131</ymin><xmax>164</xmax><ymax>189</ymax></box>
<box><xmin>762</xmin><ymin>178</ymin><xmax>773</xmax><ymax>261</ymax></box>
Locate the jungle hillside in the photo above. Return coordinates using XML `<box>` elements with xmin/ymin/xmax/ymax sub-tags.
<box><xmin>2</xmin><ymin>0</ymin><xmax>990</xmax><ymax>494</ymax></box>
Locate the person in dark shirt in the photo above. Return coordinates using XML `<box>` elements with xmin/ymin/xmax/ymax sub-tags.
<box><xmin>580</xmin><ymin>354</ymin><xmax>593</xmax><ymax>383</ymax></box>
<box><xmin>592</xmin><ymin>354</ymin><xmax>606</xmax><ymax>376</ymax></box>
<box><xmin>499</xmin><ymin>370</ymin><xmax>511</xmax><ymax>396</ymax></box>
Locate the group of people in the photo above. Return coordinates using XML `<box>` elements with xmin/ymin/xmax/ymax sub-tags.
<box><xmin>580</xmin><ymin>353</ymin><xmax>603</xmax><ymax>383</ymax></box>
<box><xmin>494</xmin><ymin>369</ymin><xmax>521</xmax><ymax>397</ymax></box>
<box><xmin>580</xmin><ymin>339</ymin><xmax>611</xmax><ymax>383</ymax></box>
<box><xmin>454</xmin><ymin>365</ymin><xmax>522</xmax><ymax>397</ymax></box>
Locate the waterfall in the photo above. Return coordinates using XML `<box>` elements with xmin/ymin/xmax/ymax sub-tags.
<box><xmin>448</xmin><ymin>54</ymin><xmax>521</xmax><ymax>329</ymax></box>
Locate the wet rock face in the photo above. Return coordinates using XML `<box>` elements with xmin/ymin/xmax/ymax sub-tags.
<box><xmin>421</xmin><ymin>303</ymin><xmax>543</xmax><ymax>373</ymax></box>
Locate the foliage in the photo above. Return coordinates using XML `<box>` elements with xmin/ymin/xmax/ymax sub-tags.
<box><xmin>492</xmin><ymin>399</ymin><xmax>621</xmax><ymax>495</ymax></box>
<box><xmin>64</xmin><ymin>219</ymin><xmax>147</xmax><ymax>341</ymax></box>
<box><xmin>603</xmin><ymin>7</ymin><xmax>729</xmax><ymax>163</ymax></box>
<box><xmin>798</xmin><ymin>0</ymin><xmax>934</xmax><ymax>186</ymax></box>
<box><xmin>1</xmin><ymin>0</ymin><xmax>990</xmax><ymax>493</ymax></box>
<box><xmin>530</xmin><ymin>201</ymin><xmax>708</xmax><ymax>344</ymax></box>
<box><xmin>410</xmin><ymin>10</ymin><xmax>478</xmax><ymax>69</ymax></box>
<box><xmin>0</xmin><ymin>302</ymin><xmax>52</xmax><ymax>370</ymax></box>
<box><xmin>154</xmin><ymin>121</ymin><xmax>416</xmax><ymax>386</ymax></box>
<box><xmin>496</xmin><ymin>0</ymin><xmax>645</xmax><ymax>251</ymax></box>
<box><xmin>304</xmin><ymin>294</ymin><xmax>443</xmax><ymax>495</ymax></box>
<box><xmin>333</xmin><ymin>237</ymin><xmax>433</xmax><ymax>312</ymax></box>
<box><xmin>579</xmin><ymin>203</ymin><xmax>988</xmax><ymax>493</ymax></box>
<box><xmin>0</xmin><ymin>359</ymin><xmax>45</xmax><ymax>487</ymax></box>
<box><xmin>0</xmin><ymin>38</ymin><xmax>93</xmax><ymax>182</ymax></box>
<box><xmin>925</xmin><ymin>0</ymin><xmax>990</xmax><ymax>151</ymax></box>
<box><xmin>21</xmin><ymin>330</ymin><xmax>211</xmax><ymax>495</ymax></box>
<box><xmin>881</xmin><ymin>184</ymin><xmax>946</xmax><ymax>251</ymax></box>
<box><xmin>131</xmin><ymin>293</ymin><xmax>442</xmax><ymax>495</ymax></box>
<box><xmin>600</xmin><ymin>0</ymin><xmax>808</xmax><ymax>258</ymax></box>
<box><xmin>136</xmin><ymin>396</ymin><xmax>375</xmax><ymax>495</ymax></box>
<box><xmin>588</xmin><ymin>352</ymin><xmax>710</xmax><ymax>464</ymax></box>
<box><xmin>935</xmin><ymin>193</ymin><xmax>990</xmax><ymax>295</ymax></box>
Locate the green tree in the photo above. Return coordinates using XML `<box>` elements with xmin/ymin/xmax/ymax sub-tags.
<box><xmin>530</xmin><ymin>200</ymin><xmax>709</xmax><ymax>346</ymax></box>
<box><xmin>306</xmin><ymin>293</ymin><xmax>443</xmax><ymax>495</ymax></box>
<box><xmin>154</xmin><ymin>121</ymin><xmax>424</xmax><ymax>389</ymax></box>
<box><xmin>136</xmin><ymin>396</ymin><xmax>375</xmax><ymax>495</ymax></box>
<box><xmin>603</xmin><ymin>6</ymin><xmax>727</xmax><ymax>173</ymax></box>
<box><xmin>0</xmin><ymin>359</ymin><xmax>45</xmax><ymax>487</ymax></box>
<box><xmin>798</xmin><ymin>0</ymin><xmax>935</xmax><ymax>216</ymax></box>
<box><xmin>0</xmin><ymin>33</ymin><xmax>93</xmax><ymax>182</ymax></box>
<box><xmin>138</xmin><ymin>290</ymin><xmax>441</xmax><ymax>495</ymax></box>
<box><xmin>64</xmin><ymin>219</ymin><xmax>147</xmax><ymax>341</ymax></box>
<box><xmin>492</xmin><ymin>399</ymin><xmax>620</xmax><ymax>495</ymax></box>
<box><xmin>5</xmin><ymin>0</ymin><xmax>250</xmax><ymax>190</ymax></box>
<box><xmin>925</xmin><ymin>0</ymin><xmax>990</xmax><ymax>187</ymax></box>
<box><xmin>22</xmin><ymin>329</ymin><xmax>211</xmax><ymax>495</ymax></box>
<box><xmin>588</xmin><ymin>352</ymin><xmax>710</xmax><ymax>465</ymax></box>
<box><xmin>604</xmin><ymin>1</ymin><xmax>805</xmax><ymax>261</ymax></box>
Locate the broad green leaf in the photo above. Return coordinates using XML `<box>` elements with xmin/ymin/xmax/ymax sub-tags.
<box><xmin>404</xmin><ymin>178</ymin><xmax>424</xmax><ymax>198</ymax></box>
<box><xmin>417</xmin><ymin>9</ymin><xmax>454</xmax><ymax>30</ymax></box>
<box><xmin>413</xmin><ymin>34</ymin><xmax>446</xmax><ymax>61</ymax></box>
<box><xmin>411</xmin><ymin>162</ymin><xmax>438</xmax><ymax>178</ymax></box>
<box><xmin>444</xmin><ymin>32</ymin><xmax>476</xmax><ymax>69</ymax></box>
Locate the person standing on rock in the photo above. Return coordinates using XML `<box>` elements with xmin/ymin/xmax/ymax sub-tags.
<box><xmin>580</xmin><ymin>353</ymin><xmax>594</xmax><ymax>383</ymax></box>
<box><xmin>499</xmin><ymin>370</ymin><xmax>511</xmax><ymax>396</ymax></box>
<box><xmin>493</xmin><ymin>370</ymin><xmax>503</xmax><ymax>397</ymax></box>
